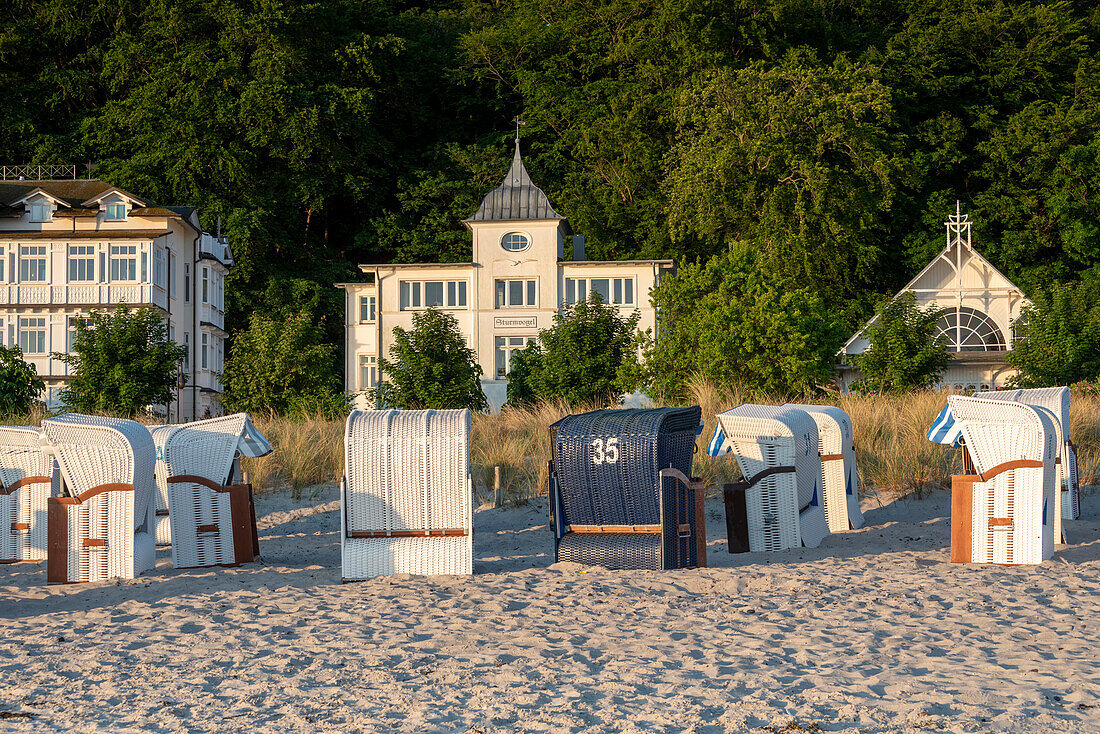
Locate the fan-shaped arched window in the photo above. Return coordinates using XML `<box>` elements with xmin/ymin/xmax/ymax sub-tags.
<box><xmin>935</xmin><ymin>307</ymin><xmax>1006</xmax><ymax>352</ymax></box>
<box><xmin>501</xmin><ymin>232</ymin><xmax>530</xmax><ymax>252</ymax></box>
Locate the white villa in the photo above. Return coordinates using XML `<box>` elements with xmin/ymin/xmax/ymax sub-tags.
<box><xmin>338</xmin><ymin>142</ymin><xmax>674</xmax><ymax>410</ymax></box>
<box><xmin>0</xmin><ymin>170</ymin><xmax>231</xmax><ymax>420</ymax></box>
<box><xmin>838</xmin><ymin>204</ymin><xmax>1030</xmax><ymax>392</ymax></box>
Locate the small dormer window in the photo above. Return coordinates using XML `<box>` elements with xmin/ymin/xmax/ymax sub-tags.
<box><xmin>106</xmin><ymin>202</ymin><xmax>127</xmax><ymax>220</ymax></box>
<box><xmin>29</xmin><ymin>203</ymin><xmax>51</xmax><ymax>222</ymax></box>
<box><xmin>502</xmin><ymin>232</ymin><xmax>529</xmax><ymax>252</ymax></box>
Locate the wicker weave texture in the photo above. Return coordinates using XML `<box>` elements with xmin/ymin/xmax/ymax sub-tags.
<box><xmin>550</xmin><ymin>406</ymin><xmax>702</xmax><ymax>570</ymax></box>
<box><xmin>41</xmin><ymin>415</ymin><xmax>156</xmax><ymax>582</ymax></box>
<box><xmin>716</xmin><ymin>405</ymin><xmax>827</xmax><ymax>551</ymax></box>
<box><xmin>976</xmin><ymin>387</ymin><xmax>1078</xmax><ymax>522</ymax></box>
<box><xmin>0</xmin><ymin>427</ymin><xmax>54</xmax><ymax>562</ymax></box>
<box><xmin>949</xmin><ymin>396</ymin><xmax>1056</xmax><ymax>565</ymax></box>
<box><xmin>557</xmin><ymin>533</ymin><xmax>661</xmax><ymax>568</ymax></box>
<box><xmin>149</xmin><ymin>425</ymin><xmax>175</xmax><ymax>545</ymax></box>
<box><xmin>161</xmin><ymin>414</ymin><xmax>252</xmax><ymax>569</ymax></box>
<box><xmin>784</xmin><ymin>404</ymin><xmax>863</xmax><ymax>531</ymax></box>
<box><xmin>342</xmin><ymin>409</ymin><xmax>472</xmax><ymax>579</ymax></box>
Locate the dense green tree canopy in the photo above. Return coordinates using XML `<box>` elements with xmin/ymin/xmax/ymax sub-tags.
<box><xmin>221</xmin><ymin>310</ymin><xmax>347</xmax><ymax>416</ymax></box>
<box><xmin>4</xmin><ymin>0</ymin><xmax>1100</xmax><ymax>401</ymax></box>
<box><xmin>848</xmin><ymin>293</ymin><xmax>951</xmax><ymax>393</ymax></box>
<box><xmin>0</xmin><ymin>346</ymin><xmax>44</xmax><ymax>417</ymax></box>
<box><xmin>506</xmin><ymin>296</ymin><xmax>644</xmax><ymax>407</ymax></box>
<box><xmin>54</xmin><ymin>305</ymin><xmax>187</xmax><ymax>416</ymax></box>
<box><xmin>1007</xmin><ymin>273</ymin><xmax>1100</xmax><ymax>388</ymax></box>
<box><xmin>377</xmin><ymin>308</ymin><xmax>488</xmax><ymax>411</ymax></box>
<box><xmin>648</xmin><ymin>243</ymin><xmax>845</xmax><ymax>399</ymax></box>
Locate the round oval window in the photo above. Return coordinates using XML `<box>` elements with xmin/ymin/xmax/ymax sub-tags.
<box><xmin>502</xmin><ymin>232</ymin><xmax>530</xmax><ymax>252</ymax></box>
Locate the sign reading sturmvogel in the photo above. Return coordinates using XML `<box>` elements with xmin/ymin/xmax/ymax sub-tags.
<box><xmin>494</xmin><ymin>316</ymin><xmax>537</xmax><ymax>329</ymax></box>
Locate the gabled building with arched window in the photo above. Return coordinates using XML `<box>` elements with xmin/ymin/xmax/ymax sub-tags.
<box><xmin>838</xmin><ymin>204</ymin><xmax>1030</xmax><ymax>392</ymax></box>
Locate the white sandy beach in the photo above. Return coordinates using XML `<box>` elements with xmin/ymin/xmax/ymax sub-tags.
<box><xmin>1</xmin><ymin>486</ymin><xmax>1098</xmax><ymax>733</ymax></box>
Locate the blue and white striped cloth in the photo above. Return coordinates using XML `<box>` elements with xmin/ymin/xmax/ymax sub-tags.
<box><xmin>707</xmin><ymin>423</ymin><xmax>731</xmax><ymax>456</ymax></box>
<box><xmin>926</xmin><ymin>403</ymin><xmax>963</xmax><ymax>445</ymax></box>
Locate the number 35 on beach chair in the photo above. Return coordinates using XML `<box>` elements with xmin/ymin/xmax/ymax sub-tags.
<box><xmin>548</xmin><ymin>406</ymin><xmax>706</xmax><ymax>571</ymax></box>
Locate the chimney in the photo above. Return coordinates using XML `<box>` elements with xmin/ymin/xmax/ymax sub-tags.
<box><xmin>572</xmin><ymin>235</ymin><xmax>585</xmax><ymax>261</ymax></box>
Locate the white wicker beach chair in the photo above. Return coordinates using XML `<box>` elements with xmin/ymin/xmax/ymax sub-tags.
<box><xmin>0</xmin><ymin>427</ymin><xmax>55</xmax><ymax>563</ymax></box>
<box><xmin>947</xmin><ymin>396</ymin><xmax>1058</xmax><ymax>565</ymax></box>
<box><xmin>714</xmin><ymin>405</ymin><xmax>830</xmax><ymax>552</ymax></box>
<box><xmin>975</xmin><ymin>387</ymin><xmax>1079</xmax><ymax>536</ymax></box>
<box><xmin>42</xmin><ymin>414</ymin><xmax>156</xmax><ymax>583</ymax></box>
<box><xmin>160</xmin><ymin>413</ymin><xmax>271</xmax><ymax>569</ymax></box>
<box><xmin>342</xmin><ymin>409</ymin><xmax>472</xmax><ymax>579</ymax></box>
<box><xmin>149</xmin><ymin>424</ymin><xmax>175</xmax><ymax>545</ymax></box>
<box><xmin>783</xmin><ymin>404</ymin><xmax>864</xmax><ymax>532</ymax></box>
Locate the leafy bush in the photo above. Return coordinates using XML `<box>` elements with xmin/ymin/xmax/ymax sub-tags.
<box><xmin>1008</xmin><ymin>275</ymin><xmax>1100</xmax><ymax>387</ymax></box>
<box><xmin>0</xmin><ymin>345</ymin><xmax>44</xmax><ymax>416</ymax></box>
<box><xmin>221</xmin><ymin>310</ymin><xmax>346</xmax><ymax>415</ymax></box>
<box><xmin>647</xmin><ymin>243</ymin><xmax>844</xmax><ymax>399</ymax></box>
<box><xmin>376</xmin><ymin>308</ymin><xmax>488</xmax><ymax>411</ymax></box>
<box><xmin>848</xmin><ymin>293</ymin><xmax>951</xmax><ymax>393</ymax></box>
<box><xmin>54</xmin><ymin>304</ymin><xmax>187</xmax><ymax>415</ymax></box>
<box><xmin>506</xmin><ymin>296</ymin><xmax>645</xmax><ymax>407</ymax></box>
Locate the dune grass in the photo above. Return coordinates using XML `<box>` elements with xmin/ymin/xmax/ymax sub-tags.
<box><xmin>241</xmin><ymin>381</ymin><xmax>1100</xmax><ymax>505</ymax></box>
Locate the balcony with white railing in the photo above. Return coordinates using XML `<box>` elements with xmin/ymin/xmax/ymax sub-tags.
<box><xmin>199</xmin><ymin>302</ymin><xmax>224</xmax><ymax>331</ymax></box>
<box><xmin>198</xmin><ymin>233</ymin><xmax>232</xmax><ymax>266</ymax></box>
<box><xmin>0</xmin><ymin>283</ymin><xmax>167</xmax><ymax>309</ymax></box>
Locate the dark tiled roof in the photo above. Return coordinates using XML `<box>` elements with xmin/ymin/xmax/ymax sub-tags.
<box><xmin>0</xmin><ymin>179</ymin><xmax>125</xmax><ymax>207</ymax></box>
<box><xmin>166</xmin><ymin>205</ymin><xmax>196</xmax><ymax>219</ymax></box>
<box><xmin>466</xmin><ymin>142</ymin><xmax>565</xmax><ymax>223</ymax></box>
<box><xmin>130</xmin><ymin>206</ymin><xmax>182</xmax><ymax>217</ymax></box>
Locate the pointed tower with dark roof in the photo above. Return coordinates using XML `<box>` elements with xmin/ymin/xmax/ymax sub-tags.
<box><xmin>464</xmin><ymin>141</ymin><xmax>571</xmax><ymax>267</ymax></box>
<box><xmin>465</xmin><ymin>141</ymin><xmax>567</xmax><ymax>225</ymax></box>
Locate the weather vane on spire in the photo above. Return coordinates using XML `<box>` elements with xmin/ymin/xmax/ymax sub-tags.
<box><xmin>513</xmin><ymin>115</ymin><xmax>526</xmax><ymax>143</ymax></box>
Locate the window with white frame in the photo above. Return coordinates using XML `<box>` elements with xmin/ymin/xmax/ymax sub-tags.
<box><xmin>495</xmin><ymin>336</ymin><xmax>535</xmax><ymax>377</ymax></box>
<box><xmin>154</xmin><ymin>248</ymin><xmax>165</xmax><ymax>288</ymax></box>
<box><xmin>19</xmin><ymin>246</ymin><xmax>46</xmax><ymax>282</ymax></box>
<box><xmin>105</xmin><ymin>202</ymin><xmax>126</xmax><ymax>220</ymax></box>
<box><xmin>359</xmin><ymin>295</ymin><xmax>376</xmax><ymax>322</ymax></box>
<box><xmin>501</xmin><ymin>232</ymin><xmax>530</xmax><ymax>252</ymax></box>
<box><xmin>202</xmin><ymin>267</ymin><xmax>209</xmax><ymax>303</ymax></box>
<box><xmin>201</xmin><ymin>333</ymin><xmax>208</xmax><ymax>369</ymax></box>
<box><xmin>495</xmin><ymin>279</ymin><xmax>537</xmax><ymax>308</ymax></box>
<box><xmin>184</xmin><ymin>263</ymin><xmax>191</xmax><ymax>302</ymax></box>
<box><xmin>358</xmin><ymin>354</ymin><xmax>378</xmax><ymax>389</ymax></box>
<box><xmin>565</xmin><ymin>277</ymin><xmax>635</xmax><ymax>306</ymax></box>
<box><xmin>0</xmin><ymin>318</ymin><xmax>5</xmax><ymax>346</ymax></box>
<box><xmin>68</xmin><ymin>245</ymin><xmax>95</xmax><ymax>282</ymax></box>
<box><xmin>169</xmin><ymin>253</ymin><xmax>176</xmax><ymax>298</ymax></box>
<box><xmin>18</xmin><ymin>317</ymin><xmax>45</xmax><ymax>354</ymax></box>
<box><xmin>183</xmin><ymin>332</ymin><xmax>190</xmax><ymax>369</ymax></box>
<box><xmin>29</xmin><ymin>203</ymin><xmax>51</xmax><ymax>222</ymax></box>
<box><xmin>110</xmin><ymin>244</ymin><xmax>137</xmax><ymax>281</ymax></box>
<box><xmin>0</xmin><ymin>247</ymin><xmax>5</xmax><ymax>281</ymax></box>
<box><xmin>399</xmin><ymin>280</ymin><xmax>468</xmax><ymax>310</ymax></box>
<box><xmin>67</xmin><ymin>316</ymin><xmax>92</xmax><ymax>351</ymax></box>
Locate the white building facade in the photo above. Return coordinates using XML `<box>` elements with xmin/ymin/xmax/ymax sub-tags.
<box><xmin>338</xmin><ymin>143</ymin><xmax>674</xmax><ymax>410</ymax></box>
<box><xmin>839</xmin><ymin>205</ymin><xmax>1030</xmax><ymax>392</ymax></box>
<box><xmin>0</xmin><ymin>175</ymin><xmax>231</xmax><ymax>420</ymax></box>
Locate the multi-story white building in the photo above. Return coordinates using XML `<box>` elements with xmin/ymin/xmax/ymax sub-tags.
<box><xmin>338</xmin><ymin>143</ymin><xmax>674</xmax><ymax>410</ymax></box>
<box><xmin>0</xmin><ymin>172</ymin><xmax>231</xmax><ymax>420</ymax></box>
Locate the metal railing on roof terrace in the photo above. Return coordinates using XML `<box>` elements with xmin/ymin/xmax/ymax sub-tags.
<box><xmin>0</xmin><ymin>164</ymin><xmax>77</xmax><ymax>181</ymax></box>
